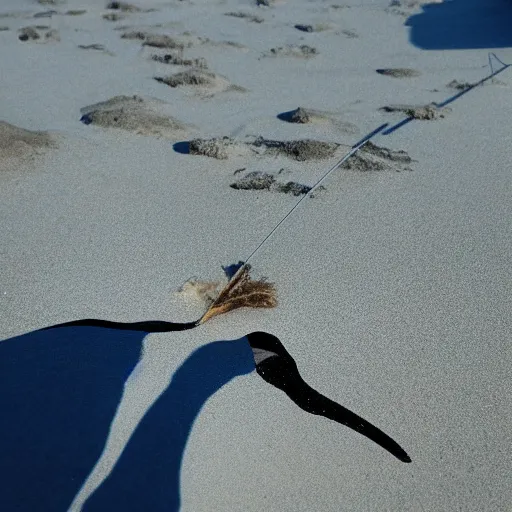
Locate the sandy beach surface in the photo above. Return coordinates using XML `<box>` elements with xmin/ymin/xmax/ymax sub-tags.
<box><xmin>1</xmin><ymin>0</ymin><xmax>511</xmax><ymax>511</ymax></box>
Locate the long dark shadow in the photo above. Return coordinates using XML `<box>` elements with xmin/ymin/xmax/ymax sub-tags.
<box><xmin>83</xmin><ymin>337</ymin><xmax>256</xmax><ymax>512</ymax></box>
<box><xmin>0</xmin><ymin>319</ymin><xmax>196</xmax><ymax>512</ymax></box>
<box><xmin>406</xmin><ymin>0</ymin><xmax>512</xmax><ymax>50</ymax></box>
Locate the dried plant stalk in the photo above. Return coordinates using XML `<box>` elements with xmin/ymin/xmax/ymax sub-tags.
<box><xmin>198</xmin><ymin>264</ymin><xmax>277</xmax><ymax>324</ymax></box>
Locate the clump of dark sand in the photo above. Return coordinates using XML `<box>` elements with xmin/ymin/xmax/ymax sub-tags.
<box><xmin>151</xmin><ymin>53</ymin><xmax>208</xmax><ymax>68</ymax></box>
<box><xmin>361</xmin><ymin>141</ymin><xmax>412</xmax><ymax>164</ymax></box>
<box><xmin>447</xmin><ymin>79</ymin><xmax>472</xmax><ymax>90</ymax></box>
<box><xmin>380</xmin><ymin>103</ymin><xmax>450</xmax><ymax>120</ymax></box>
<box><xmin>267</xmin><ymin>45</ymin><xmax>317</xmax><ymax>58</ymax></box>
<box><xmin>18</xmin><ymin>26</ymin><xmax>40</xmax><ymax>41</ymax></box>
<box><xmin>278</xmin><ymin>107</ymin><xmax>311</xmax><ymax>124</ymax></box>
<box><xmin>252</xmin><ymin>137</ymin><xmax>338</xmax><ymax>161</ymax></box>
<box><xmin>256</xmin><ymin>0</ymin><xmax>272</xmax><ymax>5</ymax></box>
<box><xmin>188</xmin><ymin>137</ymin><xmax>233</xmax><ymax>160</ymax></box>
<box><xmin>155</xmin><ymin>69</ymin><xmax>216</xmax><ymax>88</ymax></box>
<box><xmin>341</xmin><ymin>141</ymin><xmax>413</xmax><ymax>172</ymax></box>
<box><xmin>79</xmin><ymin>95</ymin><xmax>189</xmax><ymax>138</ymax></box>
<box><xmin>66</xmin><ymin>10</ymin><xmax>87</xmax><ymax>16</ymax></box>
<box><xmin>121</xmin><ymin>31</ymin><xmax>186</xmax><ymax>50</ymax></box>
<box><xmin>0</xmin><ymin>121</ymin><xmax>55</xmax><ymax>170</ymax></box>
<box><xmin>103</xmin><ymin>12</ymin><xmax>125</xmax><ymax>21</ymax></box>
<box><xmin>18</xmin><ymin>25</ymin><xmax>59</xmax><ymax>42</ymax></box>
<box><xmin>225</xmin><ymin>12</ymin><xmax>264</xmax><ymax>23</ymax></box>
<box><xmin>106</xmin><ymin>1</ymin><xmax>141</xmax><ymax>12</ymax></box>
<box><xmin>230</xmin><ymin>171</ymin><xmax>311</xmax><ymax>196</ymax></box>
<box><xmin>376</xmin><ymin>68</ymin><xmax>421</xmax><ymax>78</ymax></box>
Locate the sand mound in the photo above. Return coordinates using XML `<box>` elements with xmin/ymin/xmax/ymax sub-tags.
<box><xmin>279</xmin><ymin>107</ymin><xmax>312</xmax><ymax>124</ymax></box>
<box><xmin>121</xmin><ymin>31</ymin><xmax>186</xmax><ymax>50</ymax></box>
<box><xmin>380</xmin><ymin>103</ymin><xmax>450</xmax><ymax>120</ymax></box>
<box><xmin>341</xmin><ymin>141</ymin><xmax>413</xmax><ymax>172</ymax></box>
<box><xmin>155</xmin><ymin>69</ymin><xmax>241</xmax><ymax>95</ymax></box>
<box><xmin>186</xmin><ymin>136</ymin><xmax>338</xmax><ymax>161</ymax></box>
<box><xmin>230</xmin><ymin>171</ymin><xmax>311</xmax><ymax>196</ymax></box>
<box><xmin>376</xmin><ymin>68</ymin><xmax>420</xmax><ymax>78</ymax></box>
<box><xmin>0</xmin><ymin>121</ymin><xmax>55</xmax><ymax>171</ymax></box>
<box><xmin>80</xmin><ymin>95</ymin><xmax>190</xmax><ymax>138</ymax></box>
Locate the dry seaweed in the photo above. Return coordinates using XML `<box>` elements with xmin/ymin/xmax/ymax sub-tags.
<box><xmin>199</xmin><ymin>265</ymin><xmax>277</xmax><ymax>324</ymax></box>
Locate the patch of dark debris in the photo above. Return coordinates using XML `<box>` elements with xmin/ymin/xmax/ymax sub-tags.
<box><xmin>152</xmin><ymin>53</ymin><xmax>208</xmax><ymax>68</ymax></box>
<box><xmin>379</xmin><ymin>103</ymin><xmax>450</xmax><ymax>120</ymax></box>
<box><xmin>230</xmin><ymin>171</ymin><xmax>311</xmax><ymax>196</ymax></box>
<box><xmin>252</xmin><ymin>137</ymin><xmax>338</xmax><ymax>161</ymax></box>
<box><xmin>341</xmin><ymin>141</ymin><xmax>414</xmax><ymax>172</ymax></box>
<box><xmin>225</xmin><ymin>11</ymin><xmax>264</xmax><ymax>23</ymax></box>
<box><xmin>155</xmin><ymin>69</ymin><xmax>216</xmax><ymax>88</ymax></box>
<box><xmin>376</xmin><ymin>68</ymin><xmax>420</xmax><ymax>78</ymax></box>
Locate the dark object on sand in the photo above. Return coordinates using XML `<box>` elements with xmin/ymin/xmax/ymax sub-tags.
<box><xmin>295</xmin><ymin>24</ymin><xmax>313</xmax><ymax>33</ymax></box>
<box><xmin>376</xmin><ymin>68</ymin><xmax>421</xmax><ymax>78</ymax></box>
<box><xmin>247</xmin><ymin>332</ymin><xmax>412</xmax><ymax>463</ymax></box>
<box><xmin>230</xmin><ymin>171</ymin><xmax>311</xmax><ymax>196</ymax></box>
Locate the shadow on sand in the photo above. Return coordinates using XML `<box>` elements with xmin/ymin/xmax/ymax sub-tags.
<box><xmin>0</xmin><ymin>321</ymin><xmax>254</xmax><ymax>512</ymax></box>
<box><xmin>406</xmin><ymin>0</ymin><xmax>512</xmax><ymax>50</ymax></box>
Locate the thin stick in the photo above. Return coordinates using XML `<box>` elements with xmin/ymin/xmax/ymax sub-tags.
<box><xmin>241</xmin><ymin>123</ymin><xmax>389</xmax><ymax>267</ymax></box>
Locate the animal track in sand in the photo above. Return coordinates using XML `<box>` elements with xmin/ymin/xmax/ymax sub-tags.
<box><xmin>79</xmin><ymin>95</ymin><xmax>192</xmax><ymax>139</ymax></box>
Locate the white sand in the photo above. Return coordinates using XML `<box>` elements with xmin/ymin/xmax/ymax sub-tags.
<box><xmin>1</xmin><ymin>0</ymin><xmax>511</xmax><ymax>510</ymax></box>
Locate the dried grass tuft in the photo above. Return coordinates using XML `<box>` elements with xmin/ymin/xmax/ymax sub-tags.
<box><xmin>199</xmin><ymin>265</ymin><xmax>277</xmax><ymax>324</ymax></box>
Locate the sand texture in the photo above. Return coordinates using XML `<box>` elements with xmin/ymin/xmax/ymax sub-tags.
<box><xmin>1</xmin><ymin>0</ymin><xmax>511</xmax><ymax>511</ymax></box>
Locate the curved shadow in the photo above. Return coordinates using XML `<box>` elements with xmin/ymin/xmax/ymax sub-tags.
<box><xmin>83</xmin><ymin>338</ymin><xmax>255</xmax><ymax>512</ymax></box>
<box><xmin>406</xmin><ymin>0</ymin><xmax>512</xmax><ymax>50</ymax></box>
<box><xmin>0</xmin><ymin>319</ymin><xmax>197</xmax><ymax>511</ymax></box>
<box><xmin>247</xmin><ymin>332</ymin><xmax>411</xmax><ymax>463</ymax></box>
